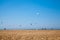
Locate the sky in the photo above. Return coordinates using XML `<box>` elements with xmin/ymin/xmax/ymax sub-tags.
<box><xmin>0</xmin><ymin>0</ymin><xmax>60</xmax><ymax>29</ymax></box>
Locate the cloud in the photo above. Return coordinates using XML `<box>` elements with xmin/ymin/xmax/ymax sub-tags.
<box><xmin>36</xmin><ymin>12</ymin><xmax>40</xmax><ymax>15</ymax></box>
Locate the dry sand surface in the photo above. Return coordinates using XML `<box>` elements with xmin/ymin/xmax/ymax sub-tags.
<box><xmin>0</xmin><ymin>30</ymin><xmax>60</xmax><ymax>40</ymax></box>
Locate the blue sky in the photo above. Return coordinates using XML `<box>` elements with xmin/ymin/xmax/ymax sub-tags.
<box><xmin>0</xmin><ymin>0</ymin><xmax>60</xmax><ymax>29</ymax></box>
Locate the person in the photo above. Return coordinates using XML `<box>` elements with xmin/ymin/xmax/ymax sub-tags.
<box><xmin>4</xmin><ymin>28</ymin><xmax>6</xmax><ymax>30</ymax></box>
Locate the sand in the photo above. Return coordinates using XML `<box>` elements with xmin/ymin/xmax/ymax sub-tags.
<box><xmin>0</xmin><ymin>30</ymin><xmax>60</xmax><ymax>40</ymax></box>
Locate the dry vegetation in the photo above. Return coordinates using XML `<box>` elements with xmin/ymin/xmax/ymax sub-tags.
<box><xmin>0</xmin><ymin>30</ymin><xmax>60</xmax><ymax>40</ymax></box>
